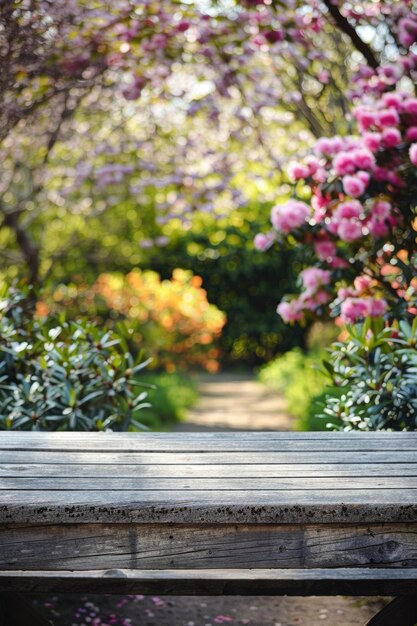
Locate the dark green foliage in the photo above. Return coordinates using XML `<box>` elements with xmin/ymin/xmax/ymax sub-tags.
<box><xmin>0</xmin><ymin>285</ymin><xmax>151</xmax><ymax>431</ymax></box>
<box><xmin>138</xmin><ymin>372</ymin><xmax>199</xmax><ymax>428</ymax></box>
<box><xmin>142</xmin><ymin>210</ymin><xmax>307</xmax><ymax>366</ymax></box>
<box><xmin>322</xmin><ymin>318</ymin><xmax>417</xmax><ymax>431</ymax></box>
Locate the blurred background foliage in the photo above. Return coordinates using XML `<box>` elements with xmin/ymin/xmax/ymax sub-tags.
<box><xmin>1</xmin><ymin>0</ymin><xmax>403</xmax><ymax>430</ymax></box>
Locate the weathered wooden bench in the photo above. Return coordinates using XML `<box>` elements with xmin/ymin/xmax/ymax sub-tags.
<box><xmin>0</xmin><ymin>431</ymin><xmax>417</xmax><ymax>626</ymax></box>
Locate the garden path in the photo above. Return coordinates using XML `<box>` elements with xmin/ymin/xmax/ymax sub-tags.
<box><xmin>172</xmin><ymin>372</ymin><xmax>293</xmax><ymax>432</ymax></box>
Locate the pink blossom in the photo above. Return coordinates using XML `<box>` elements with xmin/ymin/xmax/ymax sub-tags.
<box><xmin>371</xmin><ymin>201</ymin><xmax>391</xmax><ymax>221</ymax></box>
<box><xmin>277</xmin><ymin>300</ymin><xmax>303</xmax><ymax>323</ymax></box>
<box><xmin>254</xmin><ymin>232</ymin><xmax>275</xmax><ymax>251</ymax></box>
<box><xmin>333</xmin><ymin>152</ymin><xmax>356</xmax><ymax>176</ymax></box>
<box><xmin>314</xmin><ymin>239</ymin><xmax>336</xmax><ymax>260</ymax></box>
<box><xmin>334</xmin><ymin>200</ymin><xmax>362</xmax><ymax>220</ymax></box>
<box><xmin>354</xmin><ymin>107</ymin><xmax>377</xmax><ymax>132</ymax></box>
<box><xmin>314</xmin><ymin>136</ymin><xmax>344</xmax><ymax>157</ymax></box>
<box><xmin>305</xmin><ymin>156</ymin><xmax>321</xmax><ymax>175</ymax></box>
<box><xmin>370</xmin><ymin>298</ymin><xmax>388</xmax><ymax>317</ymax></box>
<box><xmin>351</xmin><ymin>148</ymin><xmax>375</xmax><ymax>170</ymax></box>
<box><xmin>378</xmin><ymin>108</ymin><xmax>400</xmax><ymax>127</ymax></box>
<box><xmin>357</xmin><ymin>170</ymin><xmax>370</xmax><ymax>185</ymax></box>
<box><xmin>342</xmin><ymin>175</ymin><xmax>367</xmax><ymax>198</ymax></box>
<box><xmin>330</xmin><ymin>257</ymin><xmax>349</xmax><ymax>269</ymax></box>
<box><xmin>403</xmin><ymin>98</ymin><xmax>417</xmax><ymax>115</ymax></box>
<box><xmin>340</xmin><ymin>297</ymin><xmax>388</xmax><ymax>322</ymax></box>
<box><xmin>340</xmin><ymin>297</ymin><xmax>370</xmax><ymax>323</ymax></box>
<box><xmin>270</xmin><ymin>200</ymin><xmax>310</xmax><ymax>233</ymax></box>
<box><xmin>354</xmin><ymin>275</ymin><xmax>373</xmax><ymax>293</ymax></box>
<box><xmin>288</xmin><ymin>161</ymin><xmax>310</xmax><ymax>180</ymax></box>
<box><xmin>382</xmin><ymin>127</ymin><xmax>402</xmax><ymax>147</ymax></box>
<box><xmin>338</xmin><ymin>287</ymin><xmax>356</xmax><ymax>299</ymax></box>
<box><xmin>300</xmin><ymin>267</ymin><xmax>331</xmax><ymax>292</ymax></box>
<box><xmin>382</xmin><ymin>93</ymin><xmax>404</xmax><ymax>110</ymax></box>
<box><xmin>369</xmin><ymin>219</ymin><xmax>389</xmax><ymax>238</ymax></box>
<box><xmin>405</xmin><ymin>126</ymin><xmax>417</xmax><ymax>142</ymax></box>
<box><xmin>337</xmin><ymin>220</ymin><xmax>362</xmax><ymax>242</ymax></box>
<box><xmin>410</xmin><ymin>143</ymin><xmax>417</xmax><ymax>166</ymax></box>
<box><xmin>363</xmin><ymin>132</ymin><xmax>382</xmax><ymax>152</ymax></box>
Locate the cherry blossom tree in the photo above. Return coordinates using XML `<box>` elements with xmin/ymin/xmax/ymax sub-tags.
<box><xmin>1</xmin><ymin>0</ymin><xmax>416</xmax><ymax>287</ymax></box>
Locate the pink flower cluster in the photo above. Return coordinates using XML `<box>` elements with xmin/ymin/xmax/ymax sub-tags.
<box><xmin>270</xmin><ymin>200</ymin><xmax>311</xmax><ymax>233</ymax></box>
<box><xmin>255</xmin><ymin>85</ymin><xmax>417</xmax><ymax>325</ymax></box>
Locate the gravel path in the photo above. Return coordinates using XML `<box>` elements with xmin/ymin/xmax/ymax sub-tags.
<box><xmin>38</xmin><ymin>373</ymin><xmax>387</xmax><ymax>626</ymax></box>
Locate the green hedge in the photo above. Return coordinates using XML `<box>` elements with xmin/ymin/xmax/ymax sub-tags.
<box><xmin>258</xmin><ymin>348</ymin><xmax>342</xmax><ymax>431</ymax></box>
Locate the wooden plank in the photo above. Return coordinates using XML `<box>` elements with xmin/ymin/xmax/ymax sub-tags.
<box><xmin>1</xmin><ymin>522</ymin><xmax>416</xmax><ymax>571</ymax></box>
<box><xmin>2</xmin><ymin>462</ymin><xmax>416</xmax><ymax>478</ymax></box>
<box><xmin>1</xmin><ymin>491</ymin><xmax>417</xmax><ymax>524</ymax></box>
<box><xmin>1</xmin><ymin>431</ymin><xmax>417</xmax><ymax>451</ymax></box>
<box><xmin>2</xmin><ymin>450</ymin><xmax>417</xmax><ymax>465</ymax></box>
<box><xmin>2</xmin><ymin>476</ymin><xmax>417</xmax><ymax>490</ymax></box>
<box><xmin>1</xmin><ymin>568</ymin><xmax>417</xmax><ymax>595</ymax></box>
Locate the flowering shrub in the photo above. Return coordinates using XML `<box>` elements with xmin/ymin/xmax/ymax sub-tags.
<box><xmin>256</xmin><ymin>88</ymin><xmax>417</xmax><ymax>326</ymax></box>
<box><xmin>322</xmin><ymin>318</ymin><xmax>417</xmax><ymax>431</ymax></box>
<box><xmin>91</xmin><ymin>269</ymin><xmax>226</xmax><ymax>372</ymax></box>
<box><xmin>0</xmin><ymin>286</ymin><xmax>151</xmax><ymax>431</ymax></box>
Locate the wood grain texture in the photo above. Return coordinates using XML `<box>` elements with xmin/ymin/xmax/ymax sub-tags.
<box><xmin>1</xmin><ymin>523</ymin><xmax>417</xmax><ymax>571</ymax></box>
<box><xmin>2</xmin><ymin>491</ymin><xmax>417</xmax><ymax>524</ymax></box>
<box><xmin>2</xmin><ymin>450</ymin><xmax>417</xmax><ymax>465</ymax></box>
<box><xmin>1</xmin><ymin>431</ymin><xmax>417</xmax><ymax>451</ymax></box>
<box><xmin>1</xmin><ymin>568</ymin><xmax>417</xmax><ymax>596</ymax></box>
<box><xmin>1</xmin><ymin>462</ymin><xmax>416</xmax><ymax>478</ymax></box>
<box><xmin>3</xmin><ymin>476</ymin><xmax>417</xmax><ymax>490</ymax></box>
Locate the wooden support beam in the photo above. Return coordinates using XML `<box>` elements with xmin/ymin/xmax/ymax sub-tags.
<box><xmin>364</xmin><ymin>596</ymin><xmax>417</xmax><ymax>626</ymax></box>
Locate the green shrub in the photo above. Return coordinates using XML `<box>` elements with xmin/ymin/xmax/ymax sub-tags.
<box><xmin>0</xmin><ymin>285</ymin><xmax>151</xmax><ymax>431</ymax></box>
<box><xmin>258</xmin><ymin>347</ymin><xmax>341</xmax><ymax>431</ymax></box>
<box><xmin>138</xmin><ymin>372</ymin><xmax>199</xmax><ymax>429</ymax></box>
<box><xmin>322</xmin><ymin>318</ymin><xmax>417</xmax><ymax>431</ymax></box>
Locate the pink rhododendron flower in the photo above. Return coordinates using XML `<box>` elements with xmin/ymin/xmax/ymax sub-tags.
<box><xmin>334</xmin><ymin>200</ymin><xmax>362</xmax><ymax>220</ymax></box>
<box><xmin>342</xmin><ymin>174</ymin><xmax>367</xmax><ymax>197</ymax></box>
<box><xmin>333</xmin><ymin>152</ymin><xmax>356</xmax><ymax>176</ymax></box>
<box><xmin>354</xmin><ymin>275</ymin><xmax>373</xmax><ymax>293</ymax></box>
<box><xmin>354</xmin><ymin>107</ymin><xmax>377</xmax><ymax>132</ymax></box>
<box><xmin>288</xmin><ymin>161</ymin><xmax>310</xmax><ymax>180</ymax></box>
<box><xmin>378</xmin><ymin>108</ymin><xmax>400</xmax><ymax>127</ymax></box>
<box><xmin>340</xmin><ymin>297</ymin><xmax>370</xmax><ymax>322</ymax></box>
<box><xmin>404</xmin><ymin>98</ymin><xmax>417</xmax><ymax>115</ymax></box>
<box><xmin>369</xmin><ymin>219</ymin><xmax>389</xmax><ymax>238</ymax></box>
<box><xmin>314</xmin><ymin>239</ymin><xmax>336</xmax><ymax>260</ymax></box>
<box><xmin>382</xmin><ymin>92</ymin><xmax>404</xmax><ymax>110</ymax></box>
<box><xmin>372</xmin><ymin>201</ymin><xmax>391</xmax><ymax>219</ymax></box>
<box><xmin>382</xmin><ymin>127</ymin><xmax>402</xmax><ymax>147</ymax></box>
<box><xmin>363</xmin><ymin>132</ymin><xmax>382</xmax><ymax>152</ymax></box>
<box><xmin>254</xmin><ymin>232</ymin><xmax>275</xmax><ymax>251</ymax></box>
<box><xmin>300</xmin><ymin>267</ymin><xmax>331</xmax><ymax>292</ymax></box>
<box><xmin>277</xmin><ymin>300</ymin><xmax>303</xmax><ymax>323</ymax></box>
<box><xmin>351</xmin><ymin>148</ymin><xmax>375</xmax><ymax>170</ymax></box>
<box><xmin>370</xmin><ymin>298</ymin><xmax>388</xmax><ymax>317</ymax></box>
<box><xmin>405</xmin><ymin>126</ymin><xmax>417</xmax><ymax>142</ymax></box>
<box><xmin>410</xmin><ymin>143</ymin><xmax>417</xmax><ymax>166</ymax></box>
<box><xmin>270</xmin><ymin>200</ymin><xmax>310</xmax><ymax>233</ymax></box>
<box><xmin>340</xmin><ymin>297</ymin><xmax>388</xmax><ymax>322</ymax></box>
<box><xmin>337</xmin><ymin>220</ymin><xmax>362</xmax><ymax>242</ymax></box>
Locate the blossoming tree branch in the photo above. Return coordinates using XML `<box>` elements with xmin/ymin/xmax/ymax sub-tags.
<box><xmin>255</xmin><ymin>1</ymin><xmax>417</xmax><ymax>326</ymax></box>
<box><xmin>1</xmin><ymin>0</ymin><xmax>415</xmax><ymax>287</ymax></box>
